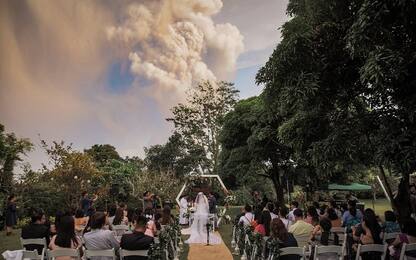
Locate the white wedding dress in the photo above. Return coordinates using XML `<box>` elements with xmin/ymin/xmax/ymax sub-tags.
<box><xmin>185</xmin><ymin>192</ymin><xmax>221</xmax><ymax>244</ymax></box>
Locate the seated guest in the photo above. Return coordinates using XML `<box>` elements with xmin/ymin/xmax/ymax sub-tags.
<box><xmin>382</xmin><ymin>210</ymin><xmax>400</xmax><ymax>233</ymax></box>
<box><xmin>342</xmin><ymin>200</ymin><xmax>362</xmax><ymax>231</ymax></box>
<box><xmin>267</xmin><ymin>218</ymin><xmax>298</xmax><ymax>260</ymax></box>
<box><xmin>305</xmin><ymin>206</ymin><xmax>319</xmax><ymax>225</ymax></box>
<box><xmin>267</xmin><ymin>202</ymin><xmax>278</xmax><ymax>220</ymax></box>
<box><xmin>21</xmin><ymin>209</ymin><xmax>50</xmax><ymax>254</ymax></box>
<box><xmin>159</xmin><ymin>206</ymin><xmax>174</xmax><ymax>225</ymax></box>
<box><xmin>49</xmin><ymin>216</ymin><xmax>81</xmax><ymax>260</ymax></box>
<box><xmin>327</xmin><ymin>208</ymin><xmax>342</xmax><ymax>228</ymax></box>
<box><xmin>50</xmin><ymin>210</ymin><xmax>65</xmax><ymax>236</ymax></box>
<box><xmin>113</xmin><ymin>207</ymin><xmax>129</xmax><ymax>226</ymax></box>
<box><xmin>288</xmin><ymin>209</ymin><xmax>313</xmax><ymax>237</ymax></box>
<box><xmin>390</xmin><ymin>218</ymin><xmax>416</xmax><ymax>259</ymax></box>
<box><xmin>278</xmin><ymin>206</ymin><xmax>292</xmax><ymax>229</ymax></box>
<box><xmin>311</xmin><ymin>217</ymin><xmax>332</xmax><ymax>245</ymax></box>
<box><xmin>74</xmin><ymin>209</ymin><xmax>88</xmax><ymax>233</ymax></box>
<box><xmin>107</xmin><ymin>204</ymin><xmax>117</xmax><ymax>226</ymax></box>
<box><xmin>254</xmin><ymin>215</ymin><xmax>266</xmax><ymax>236</ymax></box>
<box><xmin>313</xmin><ymin>202</ymin><xmax>321</xmax><ymax>216</ymax></box>
<box><xmin>262</xmin><ymin>205</ymin><xmax>272</xmax><ymax>236</ymax></box>
<box><xmin>271</xmin><ymin>218</ymin><xmax>297</xmax><ymax>246</ymax></box>
<box><xmin>153</xmin><ymin>212</ymin><xmax>162</xmax><ymax>231</ymax></box>
<box><xmin>238</xmin><ymin>204</ymin><xmax>254</xmax><ymax>226</ymax></box>
<box><xmin>120</xmin><ymin>215</ymin><xmax>154</xmax><ymax>260</ymax></box>
<box><xmin>329</xmin><ymin>200</ymin><xmax>342</xmax><ymax>218</ymax></box>
<box><xmin>288</xmin><ymin>201</ymin><xmax>299</xmax><ymax>223</ymax></box>
<box><xmin>353</xmin><ymin>209</ymin><xmax>382</xmax><ymax>259</ymax></box>
<box><xmin>84</xmin><ymin>212</ymin><xmax>119</xmax><ymax>260</ymax></box>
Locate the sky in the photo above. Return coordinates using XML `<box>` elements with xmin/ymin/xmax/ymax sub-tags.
<box><xmin>0</xmin><ymin>0</ymin><xmax>289</xmax><ymax>172</ymax></box>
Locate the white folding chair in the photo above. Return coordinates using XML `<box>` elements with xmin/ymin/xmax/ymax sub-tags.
<box><xmin>84</xmin><ymin>249</ymin><xmax>116</xmax><ymax>260</ymax></box>
<box><xmin>112</xmin><ymin>225</ymin><xmax>129</xmax><ymax>236</ymax></box>
<box><xmin>22</xmin><ymin>250</ymin><xmax>44</xmax><ymax>260</ymax></box>
<box><xmin>120</xmin><ymin>249</ymin><xmax>148</xmax><ymax>259</ymax></box>
<box><xmin>383</xmin><ymin>232</ymin><xmax>400</xmax><ymax>244</ymax></box>
<box><xmin>314</xmin><ymin>245</ymin><xmax>343</xmax><ymax>260</ymax></box>
<box><xmin>47</xmin><ymin>248</ymin><xmax>81</xmax><ymax>260</ymax></box>
<box><xmin>399</xmin><ymin>243</ymin><xmax>416</xmax><ymax>260</ymax></box>
<box><xmin>331</xmin><ymin>227</ymin><xmax>346</xmax><ymax>234</ymax></box>
<box><xmin>278</xmin><ymin>247</ymin><xmax>306</xmax><ymax>260</ymax></box>
<box><xmin>21</xmin><ymin>238</ymin><xmax>48</xmax><ymax>249</ymax></box>
<box><xmin>294</xmin><ymin>234</ymin><xmax>310</xmax><ymax>248</ymax></box>
<box><xmin>21</xmin><ymin>238</ymin><xmax>47</xmax><ymax>259</ymax></box>
<box><xmin>340</xmin><ymin>233</ymin><xmax>348</xmax><ymax>256</ymax></box>
<box><xmin>355</xmin><ymin>244</ymin><xmax>387</xmax><ymax>260</ymax></box>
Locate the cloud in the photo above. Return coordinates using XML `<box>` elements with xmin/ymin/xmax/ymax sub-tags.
<box><xmin>0</xmin><ymin>0</ymin><xmax>245</xmax><ymax>171</ymax></box>
<box><xmin>107</xmin><ymin>0</ymin><xmax>244</xmax><ymax>107</ymax></box>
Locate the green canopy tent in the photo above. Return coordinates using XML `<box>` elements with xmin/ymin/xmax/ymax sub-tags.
<box><xmin>328</xmin><ymin>183</ymin><xmax>372</xmax><ymax>191</ymax></box>
<box><xmin>328</xmin><ymin>182</ymin><xmax>375</xmax><ymax>209</ymax></box>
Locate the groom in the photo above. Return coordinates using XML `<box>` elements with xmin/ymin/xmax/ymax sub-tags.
<box><xmin>208</xmin><ymin>192</ymin><xmax>217</xmax><ymax>229</ymax></box>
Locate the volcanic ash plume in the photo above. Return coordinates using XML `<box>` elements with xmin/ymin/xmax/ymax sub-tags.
<box><xmin>107</xmin><ymin>0</ymin><xmax>244</xmax><ymax>106</ymax></box>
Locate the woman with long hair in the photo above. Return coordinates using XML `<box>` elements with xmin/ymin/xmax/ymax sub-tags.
<box><xmin>327</xmin><ymin>207</ymin><xmax>342</xmax><ymax>227</ymax></box>
<box><xmin>112</xmin><ymin>207</ymin><xmax>128</xmax><ymax>226</ymax></box>
<box><xmin>353</xmin><ymin>209</ymin><xmax>382</xmax><ymax>260</ymax></box>
<box><xmin>74</xmin><ymin>209</ymin><xmax>88</xmax><ymax>234</ymax></box>
<box><xmin>267</xmin><ymin>218</ymin><xmax>298</xmax><ymax>260</ymax></box>
<box><xmin>305</xmin><ymin>206</ymin><xmax>319</xmax><ymax>225</ymax></box>
<box><xmin>49</xmin><ymin>216</ymin><xmax>81</xmax><ymax>259</ymax></box>
<box><xmin>159</xmin><ymin>206</ymin><xmax>174</xmax><ymax>225</ymax></box>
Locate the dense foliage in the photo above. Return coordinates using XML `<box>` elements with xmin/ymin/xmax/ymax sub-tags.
<box><xmin>167</xmin><ymin>81</ymin><xmax>239</xmax><ymax>175</ymax></box>
<box><xmin>255</xmin><ymin>0</ymin><xmax>416</xmax><ymax>220</ymax></box>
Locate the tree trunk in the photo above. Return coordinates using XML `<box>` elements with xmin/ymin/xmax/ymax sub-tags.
<box><xmin>270</xmin><ymin>169</ymin><xmax>285</xmax><ymax>207</ymax></box>
<box><xmin>393</xmin><ymin>173</ymin><xmax>412</xmax><ymax>224</ymax></box>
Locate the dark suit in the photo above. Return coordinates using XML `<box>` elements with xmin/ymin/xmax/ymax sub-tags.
<box><xmin>21</xmin><ymin>223</ymin><xmax>50</xmax><ymax>254</ymax></box>
<box><xmin>120</xmin><ymin>231</ymin><xmax>153</xmax><ymax>260</ymax></box>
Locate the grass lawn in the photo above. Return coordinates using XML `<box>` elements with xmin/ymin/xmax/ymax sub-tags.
<box><xmin>0</xmin><ymin>229</ymin><xmax>21</xmax><ymax>259</ymax></box>
<box><xmin>218</xmin><ymin>207</ymin><xmax>241</xmax><ymax>260</ymax></box>
<box><xmin>360</xmin><ymin>198</ymin><xmax>392</xmax><ymax>218</ymax></box>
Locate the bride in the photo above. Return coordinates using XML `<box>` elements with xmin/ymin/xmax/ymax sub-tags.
<box><xmin>185</xmin><ymin>192</ymin><xmax>221</xmax><ymax>244</ymax></box>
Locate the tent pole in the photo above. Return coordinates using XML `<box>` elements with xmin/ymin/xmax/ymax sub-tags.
<box><xmin>376</xmin><ymin>176</ymin><xmax>391</xmax><ymax>202</ymax></box>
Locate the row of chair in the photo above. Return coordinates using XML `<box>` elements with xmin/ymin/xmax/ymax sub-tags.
<box><xmin>21</xmin><ymin>247</ymin><xmax>148</xmax><ymax>260</ymax></box>
<box><xmin>19</xmin><ymin>226</ymin><xmax>181</xmax><ymax>260</ymax></box>
<box><xmin>265</xmin><ymin>243</ymin><xmax>416</xmax><ymax>260</ymax></box>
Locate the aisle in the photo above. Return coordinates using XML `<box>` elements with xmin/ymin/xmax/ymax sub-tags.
<box><xmin>187</xmin><ymin>232</ymin><xmax>233</xmax><ymax>260</ymax></box>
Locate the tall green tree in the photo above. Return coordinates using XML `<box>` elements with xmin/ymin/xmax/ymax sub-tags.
<box><xmin>257</xmin><ymin>0</ymin><xmax>416</xmax><ymax>220</ymax></box>
<box><xmin>41</xmin><ymin>140</ymin><xmax>100</xmax><ymax>208</ymax></box>
<box><xmin>346</xmin><ymin>0</ymin><xmax>416</xmax><ymax>220</ymax></box>
<box><xmin>85</xmin><ymin>144</ymin><xmax>121</xmax><ymax>166</ymax></box>
<box><xmin>167</xmin><ymin>81</ymin><xmax>239</xmax><ymax>174</ymax></box>
<box><xmin>0</xmin><ymin>124</ymin><xmax>33</xmax><ymax>193</ymax></box>
<box><xmin>144</xmin><ymin>132</ymin><xmax>199</xmax><ymax>176</ymax></box>
<box><xmin>219</xmin><ymin>97</ymin><xmax>295</xmax><ymax>205</ymax></box>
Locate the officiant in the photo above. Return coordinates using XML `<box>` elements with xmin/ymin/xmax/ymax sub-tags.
<box><xmin>179</xmin><ymin>195</ymin><xmax>189</xmax><ymax>225</ymax></box>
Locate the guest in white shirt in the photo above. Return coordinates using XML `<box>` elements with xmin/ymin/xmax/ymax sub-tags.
<box><xmin>267</xmin><ymin>202</ymin><xmax>278</xmax><ymax>220</ymax></box>
<box><xmin>239</xmin><ymin>205</ymin><xmax>254</xmax><ymax>226</ymax></box>
<box><xmin>280</xmin><ymin>206</ymin><xmax>292</xmax><ymax>229</ymax></box>
<box><xmin>84</xmin><ymin>212</ymin><xmax>119</xmax><ymax>260</ymax></box>
<box><xmin>287</xmin><ymin>201</ymin><xmax>299</xmax><ymax>222</ymax></box>
<box><xmin>107</xmin><ymin>205</ymin><xmax>117</xmax><ymax>226</ymax></box>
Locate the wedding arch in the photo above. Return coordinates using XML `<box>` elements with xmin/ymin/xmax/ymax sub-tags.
<box><xmin>175</xmin><ymin>174</ymin><xmax>229</xmax><ymax>205</ymax></box>
<box><xmin>176</xmin><ymin>174</ymin><xmax>230</xmax><ymax>225</ymax></box>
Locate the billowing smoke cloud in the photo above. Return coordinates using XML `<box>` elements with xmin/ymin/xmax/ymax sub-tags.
<box><xmin>107</xmin><ymin>0</ymin><xmax>244</xmax><ymax>105</ymax></box>
<box><xmin>0</xmin><ymin>0</ymin><xmax>244</xmax><ymax>171</ymax></box>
